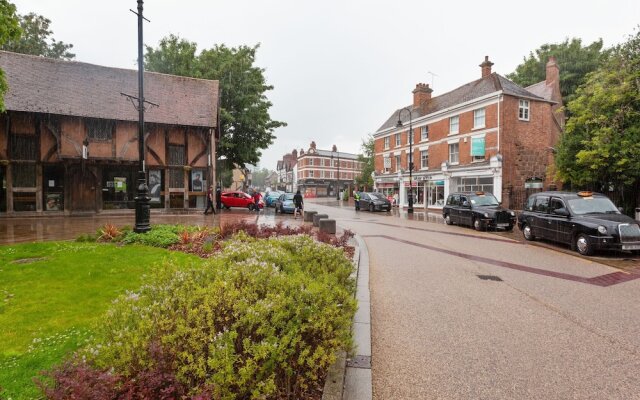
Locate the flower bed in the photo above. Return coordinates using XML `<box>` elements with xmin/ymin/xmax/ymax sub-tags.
<box><xmin>40</xmin><ymin>224</ymin><xmax>357</xmax><ymax>399</ymax></box>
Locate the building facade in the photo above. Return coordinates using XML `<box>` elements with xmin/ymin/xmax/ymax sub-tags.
<box><xmin>0</xmin><ymin>51</ymin><xmax>219</xmax><ymax>215</ymax></box>
<box><xmin>373</xmin><ymin>56</ymin><xmax>564</xmax><ymax>210</ymax></box>
<box><xmin>275</xmin><ymin>149</ymin><xmax>298</xmax><ymax>192</ymax></box>
<box><xmin>296</xmin><ymin>142</ymin><xmax>363</xmax><ymax>198</ymax></box>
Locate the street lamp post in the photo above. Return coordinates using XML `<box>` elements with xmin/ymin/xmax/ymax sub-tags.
<box><xmin>133</xmin><ymin>0</ymin><xmax>151</xmax><ymax>232</ymax></box>
<box><xmin>396</xmin><ymin>108</ymin><xmax>414</xmax><ymax>213</ymax></box>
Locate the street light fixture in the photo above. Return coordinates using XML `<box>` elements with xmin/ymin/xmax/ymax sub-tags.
<box><xmin>396</xmin><ymin>108</ymin><xmax>414</xmax><ymax>213</ymax></box>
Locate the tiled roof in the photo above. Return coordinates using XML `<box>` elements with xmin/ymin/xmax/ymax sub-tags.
<box><xmin>525</xmin><ymin>81</ymin><xmax>553</xmax><ymax>101</ymax></box>
<box><xmin>0</xmin><ymin>51</ymin><xmax>219</xmax><ymax>128</ymax></box>
<box><xmin>311</xmin><ymin>149</ymin><xmax>360</xmax><ymax>160</ymax></box>
<box><xmin>376</xmin><ymin>73</ymin><xmax>548</xmax><ymax>132</ymax></box>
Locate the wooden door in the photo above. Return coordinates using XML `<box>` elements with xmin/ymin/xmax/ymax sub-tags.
<box><xmin>70</xmin><ymin>167</ymin><xmax>97</xmax><ymax>212</ymax></box>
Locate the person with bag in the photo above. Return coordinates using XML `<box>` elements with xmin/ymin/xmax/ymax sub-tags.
<box><xmin>252</xmin><ymin>189</ymin><xmax>262</xmax><ymax>213</ymax></box>
<box><xmin>293</xmin><ymin>190</ymin><xmax>304</xmax><ymax>219</ymax></box>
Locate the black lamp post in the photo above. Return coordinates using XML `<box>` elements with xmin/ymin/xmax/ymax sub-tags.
<box><xmin>133</xmin><ymin>0</ymin><xmax>150</xmax><ymax>232</ymax></box>
<box><xmin>396</xmin><ymin>107</ymin><xmax>414</xmax><ymax>213</ymax></box>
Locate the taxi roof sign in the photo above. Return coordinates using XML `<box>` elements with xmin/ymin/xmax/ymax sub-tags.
<box><xmin>475</xmin><ymin>191</ymin><xmax>485</xmax><ymax>196</ymax></box>
<box><xmin>577</xmin><ymin>191</ymin><xmax>593</xmax><ymax>197</ymax></box>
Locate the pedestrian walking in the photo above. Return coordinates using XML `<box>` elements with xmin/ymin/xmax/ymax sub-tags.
<box><xmin>293</xmin><ymin>189</ymin><xmax>304</xmax><ymax>219</ymax></box>
<box><xmin>252</xmin><ymin>189</ymin><xmax>262</xmax><ymax>213</ymax></box>
<box><xmin>215</xmin><ymin>186</ymin><xmax>222</xmax><ymax>210</ymax></box>
<box><xmin>204</xmin><ymin>185</ymin><xmax>216</xmax><ymax>215</ymax></box>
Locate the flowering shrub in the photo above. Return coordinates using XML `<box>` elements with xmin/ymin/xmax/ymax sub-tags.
<box><xmin>43</xmin><ymin>234</ymin><xmax>356</xmax><ymax>399</ymax></box>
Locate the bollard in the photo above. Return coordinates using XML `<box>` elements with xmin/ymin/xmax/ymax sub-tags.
<box><xmin>313</xmin><ymin>214</ymin><xmax>329</xmax><ymax>227</ymax></box>
<box><xmin>304</xmin><ymin>210</ymin><xmax>317</xmax><ymax>222</ymax></box>
<box><xmin>319</xmin><ymin>219</ymin><xmax>337</xmax><ymax>234</ymax></box>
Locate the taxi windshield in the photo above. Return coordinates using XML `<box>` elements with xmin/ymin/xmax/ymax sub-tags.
<box><xmin>470</xmin><ymin>194</ymin><xmax>499</xmax><ymax>206</ymax></box>
<box><xmin>369</xmin><ymin>193</ymin><xmax>386</xmax><ymax>200</ymax></box>
<box><xmin>567</xmin><ymin>197</ymin><xmax>619</xmax><ymax>215</ymax></box>
<box><xmin>284</xmin><ymin>194</ymin><xmax>294</xmax><ymax>200</ymax></box>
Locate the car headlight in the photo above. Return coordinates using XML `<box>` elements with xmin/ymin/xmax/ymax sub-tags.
<box><xmin>510</xmin><ymin>211</ymin><xmax>516</xmax><ymax>216</ymax></box>
<box><xmin>483</xmin><ymin>212</ymin><xmax>489</xmax><ymax>218</ymax></box>
<box><xmin>597</xmin><ymin>225</ymin><xmax>607</xmax><ymax>235</ymax></box>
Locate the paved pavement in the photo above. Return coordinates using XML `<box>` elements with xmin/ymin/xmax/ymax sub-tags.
<box><xmin>305</xmin><ymin>198</ymin><xmax>640</xmax><ymax>400</ymax></box>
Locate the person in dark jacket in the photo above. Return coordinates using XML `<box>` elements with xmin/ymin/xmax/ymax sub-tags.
<box><xmin>215</xmin><ymin>186</ymin><xmax>222</xmax><ymax>210</ymax></box>
<box><xmin>204</xmin><ymin>185</ymin><xmax>216</xmax><ymax>215</ymax></box>
<box><xmin>293</xmin><ymin>190</ymin><xmax>304</xmax><ymax>219</ymax></box>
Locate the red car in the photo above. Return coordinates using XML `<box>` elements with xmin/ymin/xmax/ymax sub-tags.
<box><xmin>220</xmin><ymin>191</ymin><xmax>264</xmax><ymax>210</ymax></box>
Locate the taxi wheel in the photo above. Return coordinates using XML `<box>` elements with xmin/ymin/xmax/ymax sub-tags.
<box><xmin>522</xmin><ymin>224</ymin><xmax>535</xmax><ymax>241</ymax></box>
<box><xmin>444</xmin><ymin>214</ymin><xmax>452</xmax><ymax>225</ymax></box>
<box><xmin>575</xmin><ymin>233</ymin><xmax>594</xmax><ymax>256</ymax></box>
<box><xmin>369</xmin><ymin>204</ymin><xmax>374</xmax><ymax>212</ymax></box>
<box><xmin>473</xmin><ymin>218</ymin><xmax>484</xmax><ymax>231</ymax></box>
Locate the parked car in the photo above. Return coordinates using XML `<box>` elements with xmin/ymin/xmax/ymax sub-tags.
<box><xmin>518</xmin><ymin>191</ymin><xmax>640</xmax><ymax>256</ymax></box>
<box><xmin>443</xmin><ymin>191</ymin><xmax>516</xmax><ymax>231</ymax></box>
<box><xmin>265</xmin><ymin>191</ymin><xmax>283</xmax><ymax>207</ymax></box>
<box><xmin>220</xmin><ymin>191</ymin><xmax>264</xmax><ymax>210</ymax></box>
<box><xmin>359</xmin><ymin>192</ymin><xmax>391</xmax><ymax>212</ymax></box>
<box><xmin>274</xmin><ymin>192</ymin><xmax>296</xmax><ymax>214</ymax></box>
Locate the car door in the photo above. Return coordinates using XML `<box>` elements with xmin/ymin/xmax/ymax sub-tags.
<box><xmin>549</xmin><ymin>197</ymin><xmax>572</xmax><ymax>244</ymax></box>
<box><xmin>532</xmin><ymin>195</ymin><xmax>551</xmax><ymax>239</ymax></box>
<box><xmin>459</xmin><ymin>195</ymin><xmax>473</xmax><ymax>227</ymax></box>
<box><xmin>447</xmin><ymin>195</ymin><xmax>460</xmax><ymax>223</ymax></box>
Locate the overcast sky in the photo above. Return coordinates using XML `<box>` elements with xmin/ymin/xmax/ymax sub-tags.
<box><xmin>13</xmin><ymin>0</ymin><xmax>640</xmax><ymax>170</ymax></box>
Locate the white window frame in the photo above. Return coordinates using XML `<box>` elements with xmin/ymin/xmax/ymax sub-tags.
<box><xmin>473</xmin><ymin>108</ymin><xmax>485</xmax><ymax>129</ymax></box>
<box><xmin>449</xmin><ymin>142</ymin><xmax>460</xmax><ymax>165</ymax></box>
<box><xmin>395</xmin><ymin>133</ymin><xmax>401</xmax><ymax>147</ymax></box>
<box><xmin>309</xmin><ymin>170</ymin><xmax>314</xmax><ymax>178</ymax></box>
<box><xmin>519</xmin><ymin>99</ymin><xmax>530</xmax><ymax>121</ymax></box>
<box><xmin>449</xmin><ymin>116</ymin><xmax>459</xmax><ymax>135</ymax></box>
<box><xmin>421</xmin><ymin>126</ymin><xmax>429</xmax><ymax>141</ymax></box>
<box><xmin>309</xmin><ymin>158</ymin><xmax>314</xmax><ymax>166</ymax></box>
<box><xmin>384</xmin><ymin>136</ymin><xmax>390</xmax><ymax>150</ymax></box>
<box><xmin>420</xmin><ymin>150</ymin><xmax>429</xmax><ymax>169</ymax></box>
<box><xmin>395</xmin><ymin>155</ymin><xmax>401</xmax><ymax>171</ymax></box>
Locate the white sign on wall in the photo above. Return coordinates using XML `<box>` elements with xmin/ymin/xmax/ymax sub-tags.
<box><xmin>383</xmin><ymin>157</ymin><xmax>391</xmax><ymax>168</ymax></box>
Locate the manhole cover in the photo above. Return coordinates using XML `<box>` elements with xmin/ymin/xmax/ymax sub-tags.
<box><xmin>477</xmin><ymin>274</ymin><xmax>503</xmax><ymax>282</ymax></box>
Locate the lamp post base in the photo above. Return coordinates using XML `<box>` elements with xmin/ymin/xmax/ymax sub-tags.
<box><xmin>408</xmin><ymin>194</ymin><xmax>414</xmax><ymax>214</ymax></box>
<box><xmin>134</xmin><ymin>171</ymin><xmax>151</xmax><ymax>233</ymax></box>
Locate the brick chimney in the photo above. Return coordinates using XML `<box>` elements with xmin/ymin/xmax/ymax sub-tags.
<box><xmin>332</xmin><ymin>144</ymin><xmax>337</xmax><ymax>152</ymax></box>
<box><xmin>546</xmin><ymin>56</ymin><xmax>559</xmax><ymax>85</ymax></box>
<box><xmin>310</xmin><ymin>141</ymin><xmax>317</xmax><ymax>150</ymax></box>
<box><xmin>412</xmin><ymin>83</ymin><xmax>433</xmax><ymax>108</ymax></box>
<box><xmin>479</xmin><ymin>56</ymin><xmax>494</xmax><ymax>78</ymax></box>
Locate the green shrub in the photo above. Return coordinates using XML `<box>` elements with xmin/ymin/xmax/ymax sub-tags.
<box><xmin>84</xmin><ymin>234</ymin><xmax>356</xmax><ymax>398</ymax></box>
<box><xmin>75</xmin><ymin>233</ymin><xmax>97</xmax><ymax>243</ymax></box>
<box><xmin>121</xmin><ymin>225</ymin><xmax>181</xmax><ymax>248</ymax></box>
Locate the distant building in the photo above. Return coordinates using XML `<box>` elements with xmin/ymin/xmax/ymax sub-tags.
<box><xmin>276</xmin><ymin>149</ymin><xmax>298</xmax><ymax>193</ymax></box>
<box><xmin>373</xmin><ymin>56</ymin><xmax>563</xmax><ymax>210</ymax></box>
<box><xmin>264</xmin><ymin>171</ymin><xmax>278</xmax><ymax>191</ymax></box>
<box><xmin>296</xmin><ymin>142</ymin><xmax>363</xmax><ymax>198</ymax></box>
<box><xmin>0</xmin><ymin>51</ymin><xmax>219</xmax><ymax>214</ymax></box>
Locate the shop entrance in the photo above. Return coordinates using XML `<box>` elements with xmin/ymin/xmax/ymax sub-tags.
<box><xmin>70</xmin><ymin>167</ymin><xmax>97</xmax><ymax>212</ymax></box>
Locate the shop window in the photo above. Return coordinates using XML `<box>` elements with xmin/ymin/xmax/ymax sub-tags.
<box><xmin>102</xmin><ymin>166</ymin><xmax>136</xmax><ymax>209</ymax></box>
<box><xmin>13</xmin><ymin>192</ymin><xmax>36</xmax><ymax>212</ymax></box>
<box><xmin>169</xmin><ymin>168</ymin><xmax>184</xmax><ymax>188</ymax></box>
<box><xmin>86</xmin><ymin>118</ymin><xmax>114</xmax><ymax>141</ymax></box>
<box><xmin>43</xmin><ymin>165</ymin><xmax>64</xmax><ymax>211</ymax></box>
<box><xmin>170</xmin><ymin>193</ymin><xmax>184</xmax><ymax>208</ymax></box>
<box><xmin>148</xmin><ymin>169</ymin><xmax>164</xmax><ymax>208</ymax></box>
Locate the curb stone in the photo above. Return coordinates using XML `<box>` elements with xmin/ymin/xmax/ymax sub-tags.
<box><xmin>322</xmin><ymin>233</ymin><xmax>372</xmax><ymax>400</ymax></box>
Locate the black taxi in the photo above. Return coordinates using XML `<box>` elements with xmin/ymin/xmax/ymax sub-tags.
<box><xmin>443</xmin><ymin>191</ymin><xmax>516</xmax><ymax>231</ymax></box>
<box><xmin>518</xmin><ymin>191</ymin><xmax>640</xmax><ymax>256</ymax></box>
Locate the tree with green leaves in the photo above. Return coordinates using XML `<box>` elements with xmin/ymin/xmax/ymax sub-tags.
<box><xmin>555</xmin><ymin>29</ymin><xmax>640</xmax><ymax>210</ymax></box>
<box><xmin>145</xmin><ymin>34</ymin><xmax>286</xmax><ymax>169</ymax></box>
<box><xmin>1</xmin><ymin>11</ymin><xmax>74</xmax><ymax>59</ymax></box>
<box><xmin>0</xmin><ymin>0</ymin><xmax>21</xmax><ymax>111</ymax></box>
<box><xmin>507</xmin><ymin>38</ymin><xmax>607</xmax><ymax>105</ymax></box>
<box><xmin>355</xmin><ymin>135</ymin><xmax>374</xmax><ymax>190</ymax></box>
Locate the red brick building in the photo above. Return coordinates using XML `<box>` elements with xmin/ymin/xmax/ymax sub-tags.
<box><xmin>373</xmin><ymin>56</ymin><xmax>564</xmax><ymax>210</ymax></box>
<box><xmin>296</xmin><ymin>142</ymin><xmax>363</xmax><ymax>198</ymax></box>
<box><xmin>0</xmin><ymin>51</ymin><xmax>219</xmax><ymax>215</ymax></box>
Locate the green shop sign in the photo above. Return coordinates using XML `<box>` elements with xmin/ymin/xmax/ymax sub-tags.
<box><xmin>471</xmin><ymin>137</ymin><xmax>485</xmax><ymax>156</ymax></box>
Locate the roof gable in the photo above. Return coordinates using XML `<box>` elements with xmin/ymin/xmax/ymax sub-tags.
<box><xmin>0</xmin><ymin>51</ymin><xmax>219</xmax><ymax>128</ymax></box>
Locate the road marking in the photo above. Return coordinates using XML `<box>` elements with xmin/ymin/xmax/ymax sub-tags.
<box><xmin>345</xmin><ymin>219</ymin><xmax>519</xmax><ymax>244</ymax></box>
<box><xmin>362</xmin><ymin>235</ymin><xmax>640</xmax><ymax>287</ymax></box>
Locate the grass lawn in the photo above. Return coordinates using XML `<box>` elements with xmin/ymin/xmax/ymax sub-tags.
<box><xmin>0</xmin><ymin>241</ymin><xmax>200</xmax><ymax>400</ymax></box>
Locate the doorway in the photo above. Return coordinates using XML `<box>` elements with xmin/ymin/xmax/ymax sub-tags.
<box><xmin>70</xmin><ymin>167</ymin><xmax>97</xmax><ymax>212</ymax></box>
<box><xmin>0</xmin><ymin>166</ymin><xmax>6</xmax><ymax>212</ymax></box>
